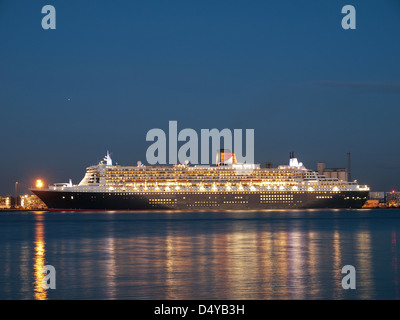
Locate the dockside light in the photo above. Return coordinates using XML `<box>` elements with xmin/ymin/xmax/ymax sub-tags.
<box><xmin>36</xmin><ymin>179</ymin><xmax>44</xmax><ymax>188</ymax></box>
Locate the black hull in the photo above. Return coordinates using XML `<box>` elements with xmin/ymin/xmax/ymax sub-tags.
<box><xmin>32</xmin><ymin>190</ymin><xmax>369</xmax><ymax>211</ymax></box>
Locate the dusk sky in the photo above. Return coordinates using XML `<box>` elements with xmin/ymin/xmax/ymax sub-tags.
<box><xmin>1</xmin><ymin>0</ymin><xmax>400</xmax><ymax>195</ymax></box>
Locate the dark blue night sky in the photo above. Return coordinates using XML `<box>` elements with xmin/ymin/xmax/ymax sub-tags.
<box><xmin>1</xmin><ymin>0</ymin><xmax>399</xmax><ymax>195</ymax></box>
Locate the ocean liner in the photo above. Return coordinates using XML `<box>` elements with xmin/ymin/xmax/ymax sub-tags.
<box><xmin>31</xmin><ymin>151</ymin><xmax>369</xmax><ymax>210</ymax></box>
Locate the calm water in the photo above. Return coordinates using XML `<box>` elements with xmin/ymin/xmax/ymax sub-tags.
<box><xmin>0</xmin><ymin>209</ymin><xmax>399</xmax><ymax>300</ymax></box>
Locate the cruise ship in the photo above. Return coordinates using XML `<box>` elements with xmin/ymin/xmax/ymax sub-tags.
<box><xmin>31</xmin><ymin>151</ymin><xmax>369</xmax><ymax>210</ymax></box>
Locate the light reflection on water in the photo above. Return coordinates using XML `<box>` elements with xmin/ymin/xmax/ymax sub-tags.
<box><xmin>33</xmin><ymin>213</ymin><xmax>47</xmax><ymax>300</ymax></box>
<box><xmin>0</xmin><ymin>209</ymin><xmax>399</xmax><ymax>299</ymax></box>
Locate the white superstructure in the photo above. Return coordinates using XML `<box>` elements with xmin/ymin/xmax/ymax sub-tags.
<box><xmin>47</xmin><ymin>152</ymin><xmax>369</xmax><ymax>194</ymax></box>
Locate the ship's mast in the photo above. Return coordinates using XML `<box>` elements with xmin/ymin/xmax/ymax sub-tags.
<box><xmin>105</xmin><ymin>151</ymin><xmax>113</xmax><ymax>166</ymax></box>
